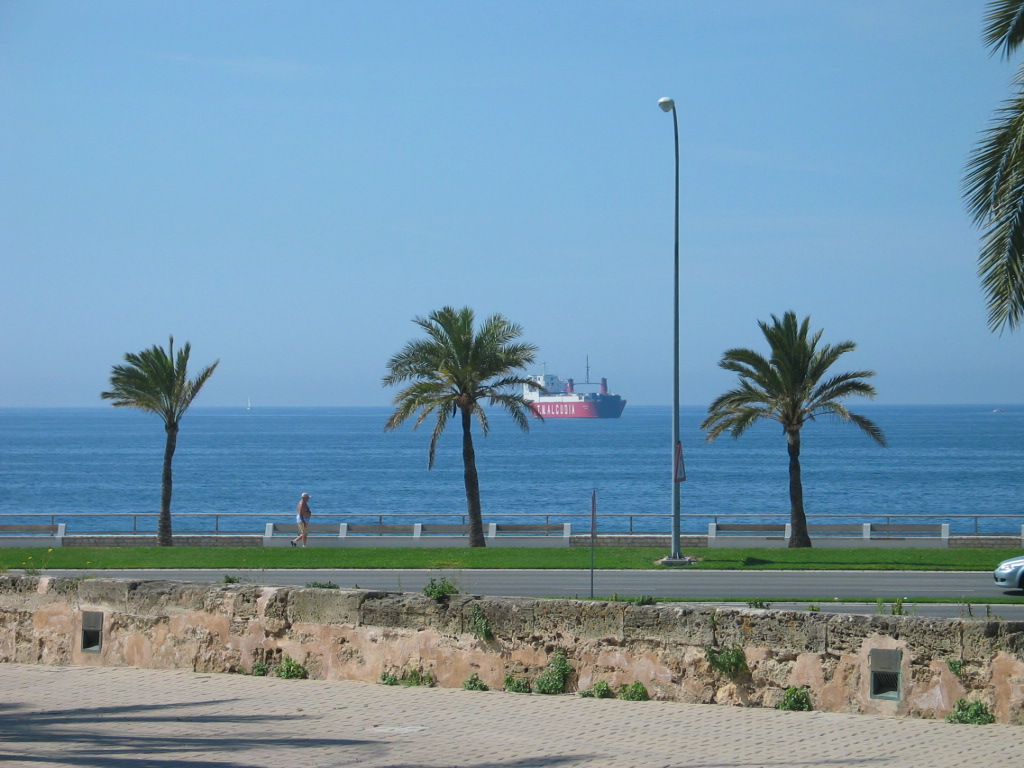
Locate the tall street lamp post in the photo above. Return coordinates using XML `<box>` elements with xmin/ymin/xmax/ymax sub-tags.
<box><xmin>658</xmin><ymin>96</ymin><xmax>684</xmax><ymax>563</ymax></box>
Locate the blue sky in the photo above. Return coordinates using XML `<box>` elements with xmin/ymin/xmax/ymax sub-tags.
<box><xmin>1</xmin><ymin>1</ymin><xmax>1020</xmax><ymax>408</ymax></box>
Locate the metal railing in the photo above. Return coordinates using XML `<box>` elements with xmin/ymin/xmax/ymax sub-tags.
<box><xmin>1</xmin><ymin>511</ymin><xmax>1022</xmax><ymax>537</ymax></box>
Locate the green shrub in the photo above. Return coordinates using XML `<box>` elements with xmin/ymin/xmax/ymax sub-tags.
<box><xmin>504</xmin><ymin>675</ymin><xmax>531</xmax><ymax>693</ymax></box>
<box><xmin>579</xmin><ymin>680</ymin><xmax>615</xmax><ymax>699</ymax></box>
<box><xmin>617</xmin><ymin>681</ymin><xmax>649</xmax><ymax>701</ymax></box>
<box><xmin>534</xmin><ymin>650</ymin><xmax>573</xmax><ymax>695</ymax></box>
<box><xmin>470</xmin><ymin>604</ymin><xmax>493</xmax><ymax>641</ymax></box>
<box><xmin>946</xmin><ymin>698</ymin><xmax>995</xmax><ymax>724</ymax></box>
<box><xmin>462</xmin><ymin>673</ymin><xmax>489</xmax><ymax>691</ymax></box>
<box><xmin>380</xmin><ymin>671</ymin><xmax>400</xmax><ymax>686</ymax></box>
<box><xmin>705</xmin><ymin>644</ymin><xmax>748</xmax><ymax>680</ymax></box>
<box><xmin>746</xmin><ymin>599</ymin><xmax>771</xmax><ymax>609</ymax></box>
<box><xmin>251</xmin><ymin>661</ymin><xmax>270</xmax><ymax>677</ymax></box>
<box><xmin>423</xmin><ymin>576</ymin><xmax>459</xmax><ymax>600</ymax></box>
<box><xmin>305</xmin><ymin>580</ymin><xmax>340</xmax><ymax>589</ymax></box>
<box><xmin>946</xmin><ymin>658</ymin><xmax>965</xmax><ymax>676</ymax></box>
<box><xmin>275</xmin><ymin>656</ymin><xmax>308</xmax><ymax>679</ymax></box>
<box><xmin>222</xmin><ymin>574</ymin><xmax>240</xmax><ymax>584</ymax></box>
<box><xmin>777</xmin><ymin>686</ymin><xmax>812</xmax><ymax>711</ymax></box>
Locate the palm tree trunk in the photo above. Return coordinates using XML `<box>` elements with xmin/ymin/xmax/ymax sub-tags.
<box><xmin>460</xmin><ymin>408</ymin><xmax>486</xmax><ymax>547</ymax></box>
<box><xmin>159</xmin><ymin>424</ymin><xmax>178</xmax><ymax>547</ymax></box>
<box><xmin>786</xmin><ymin>429</ymin><xmax>812</xmax><ymax>548</ymax></box>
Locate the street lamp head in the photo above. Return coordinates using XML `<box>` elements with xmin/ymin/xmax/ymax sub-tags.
<box><xmin>658</xmin><ymin>97</ymin><xmax>675</xmax><ymax>113</ymax></box>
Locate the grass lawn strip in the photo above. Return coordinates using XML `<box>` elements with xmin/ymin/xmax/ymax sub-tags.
<box><xmin>1</xmin><ymin>546</ymin><xmax>1020</xmax><ymax>572</ymax></box>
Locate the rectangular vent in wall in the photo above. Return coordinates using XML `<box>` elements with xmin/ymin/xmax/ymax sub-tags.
<box><xmin>869</xmin><ymin>648</ymin><xmax>902</xmax><ymax>700</ymax></box>
<box><xmin>81</xmin><ymin>611</ymin><xmax>103</xmax><ymax>653</ymax></box>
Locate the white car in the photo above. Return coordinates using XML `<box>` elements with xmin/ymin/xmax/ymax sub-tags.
<box><xmin>993</xmin><ymin>555</ymin><xmax>1024</xmax><ymax>590</ymax></box>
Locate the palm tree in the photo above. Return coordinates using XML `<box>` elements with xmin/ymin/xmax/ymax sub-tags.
<box><xmin>700</xmin><ymin>312</ymin><xmax>886</xmax><ymax>548</ymax></box>
<box><xmin>101</xmin><ymin>337</ymin><xmax>219</xmax><ymax>546</ymax></box>
<box><xmin>383</xmin><ymin>306</ymin><xmax>540</xmax><ymax>547</ymax></box>
<box><xmin>964</xmin><ymin>0</ymin><xmax>1024</xmax><ymax>333</ymax></box>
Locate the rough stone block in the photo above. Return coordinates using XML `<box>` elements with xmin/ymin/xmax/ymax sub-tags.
<box><xmin>285</xmin><ymin>588</ymin><xmax>363</xmax><ymax>626</ymax></box>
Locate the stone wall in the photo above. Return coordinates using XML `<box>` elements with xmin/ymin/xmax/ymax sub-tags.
<box><xmin>949</xmin><ymin>536</ymin><xmax>1022</xmax><ymax>549</ymax></box>
<box><xmin>62</xmin><ymin>535</ymin><xmax>262</xmax><ymax>548</ymax></box>
<box><xmin>1</xmin><ymin>575</ymin><xmax>1022</xmax><ymax>723</ymax></box>
<box><xmin>50</xmin><ymin>533</ymin><xmax>1024</xmax><ymax>548</ymax></box>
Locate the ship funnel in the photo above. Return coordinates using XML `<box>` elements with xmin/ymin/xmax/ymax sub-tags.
<box><xmin>567</xmin><ymin>378</ymin><xmax>574</xmax><ymax>394</ymax></box>
<box><xmin>600</xmin><ymin>378</ymin><xmax>608</xmax><ymax>394</ymax></box>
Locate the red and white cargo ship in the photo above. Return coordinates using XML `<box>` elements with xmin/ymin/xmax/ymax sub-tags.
<box><xmin>523</xmin><ymin>367</ymin><xmax>627</xmax><ymax>419</ymax></box>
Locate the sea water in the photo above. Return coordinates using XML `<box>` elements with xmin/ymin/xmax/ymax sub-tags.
<box><xmin>0</xmin><ymin>405</ymin><xmax>1021</xmax><ymax>535</ymax></box>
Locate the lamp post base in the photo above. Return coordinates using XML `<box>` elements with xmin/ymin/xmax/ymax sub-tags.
<box><xmin>658</xmin><ymin>555</ymin><xmax>695</xmax><ymax>567</ymax></box>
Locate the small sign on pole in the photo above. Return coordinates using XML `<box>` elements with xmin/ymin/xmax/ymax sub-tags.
<box><xmin>674</xmin><ymin>441</ymin><xmax>686</xmax><ymax>483</ymax></box>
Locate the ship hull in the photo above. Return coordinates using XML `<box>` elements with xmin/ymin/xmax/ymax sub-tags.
<box><xmin>528</xmin><ymin>396</ymin><xmax>626</xmax><ymax>419</ymax></box>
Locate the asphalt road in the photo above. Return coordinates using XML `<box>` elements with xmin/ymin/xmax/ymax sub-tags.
<box><xmin>34</xmin><ymin>567</ymin><xmax>1024</xmax><ymax>619</ymax></box>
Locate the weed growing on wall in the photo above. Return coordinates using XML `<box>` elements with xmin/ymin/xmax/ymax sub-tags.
<box><xmin>305</xmin><ymin>581</ymin><xmax>339</xmax><ymax>589</ymax></box>
<box><xmin>470</xmin><ymin>604</ymin><xmax>493</xmax><ymax>641</ymax></box>
<box><xmin>380</xmin><ymin>667</ymin><xmax>435</xmax><ymax>686</ymax></box>
<box><xmin>222</xmin><ymin>574</ymin><xmax>240</xmax><ymax>584</ymax></box>
<box><xmin>617</xmin><ymin>681</ymin><xmax>649</xmax><ymax>701</ymax></box>
<box><xmin>534</xmin><ymin>650</ymin><xmax>573</xmax><ymax>695</ymax></box>
<box><xmin>275</xmin><ymin>656</ymin><xmax>308</xmax><ymax>679</ymax></box>
<box><xmin>251</xmin><ymin>661</ymin><xmax>270</xmax><ymax>677</ymax></box>
<box><xmin>705</xmin><ymin>645</ymin><xmax>748</xmax><ymax>680</ymax></box>
<box><xmin>946</xmin><ymin>698</ymin><xmax>995</xmax><ymax>725</ymax></box>
<box><xmin>946</xmin><ymin>659</ymin><xmax>965</xmax><ymax>676</ymax></box>
<box><xmin>462</xmin><ymin>673</ymin><xmax>488</xmax><ymax>691</ymax></box>
<box><xmin>746</xmin><ymin>599</ymin><xmax>771</xmax><ymax>609</ymax></box>
<box><xmin>876</xmin><ymin>597</ymin><xmax>909</xmax><ymax>615</ymax></box>
<box><xmin>504</xmin><ymin>675</ymin><xmax>531</xmax><ymax>693</ymax></box>
<box><xmin>627</xmin><ymin>595</ymin><xmax>657</xmax><ymax>605</ymax></box>
<box><xmin>423</xmin><ymin>576</ymin><xmax>459</xmax><ymax>600</ymax></box>
<box><xmin>20</xmin><ymin>549</ymin><xmax>55</xmax><ymax>576</ymax></box>
<box><xmin>579</xmin><ymin>680</ymin><xmax>615</xmax><ymax>699</ymax></box>
<box><xmin>777</xmin><ymin>686</ymin><xmax>812</xmax><ymax>711</ymax></box>
<box><xmin>402</xmin><ymin>668</ymin><xmax>435</xmax><ymax>687</ymax></box>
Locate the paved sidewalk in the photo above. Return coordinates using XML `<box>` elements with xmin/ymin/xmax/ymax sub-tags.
<box><xmin>0</xmin><ymin>664</ymin><xmax>1021</xmax><ymax>768</ymax></box>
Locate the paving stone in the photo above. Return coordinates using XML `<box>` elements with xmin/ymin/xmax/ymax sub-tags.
<box><xmin>0</xmin><ymin>663</ymin><xmax>1022</xmax><ymax>767</ymax></box>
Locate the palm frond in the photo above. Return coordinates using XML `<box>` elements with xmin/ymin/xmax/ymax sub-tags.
<box><xmin>486</xmin><ymin>392</ymin><xmax>535</xmax><ymax>432</ymax></box>
<box><xmin>807</xmin><ymin>370</ymin><xmax>878</xmax><ymax>411</ymax></box>
<box><xmin>816</xmin><ymin>402</ymin><xmax>888</xmax><ymax>447</ymax></box>
<box><xmin>427</xmin><ymin>404</ymin><xmax>453</xmax><ymax>469</ymax></box>
<box><xmin>964</xmin><ymin>28</ymin><xmax>1024</xmax><ymax>332</ymax></box>
<box><xmin>984</xmin><ymin>0</ymin><xmax>1024</xmax><ymax>58</ymax></box>
<box><xmin>701</xmin><ymin>401</ymin><xmax>768</xmax><ymax>441</ymax></box>
<box><xmin>472</xmin><ymin>402</ymin><xmax>489</xmax><ymax>437</ymax></box>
